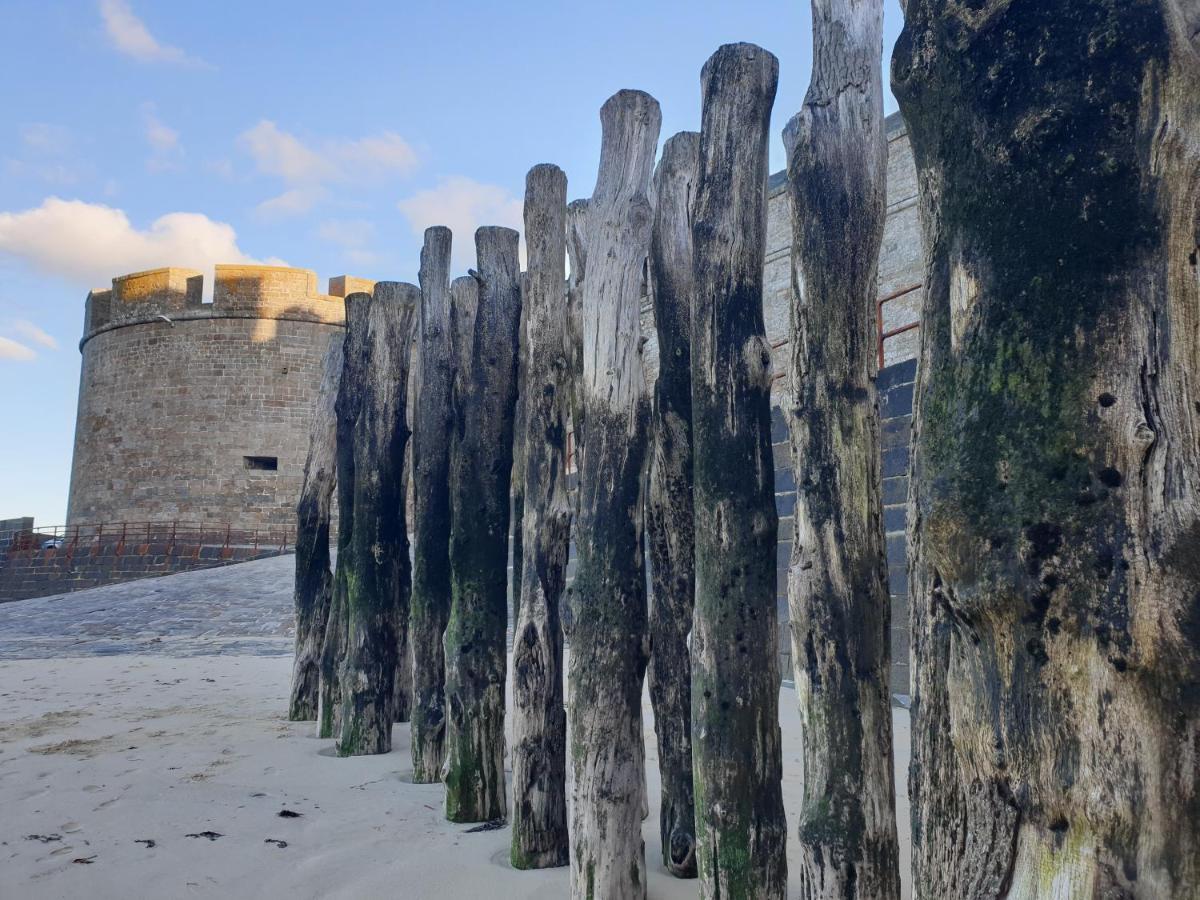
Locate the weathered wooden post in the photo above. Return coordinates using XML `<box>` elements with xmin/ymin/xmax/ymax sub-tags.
<box><xmin>893</xmin><ymin>2</ymin><xmax>1200</xmax><ymax>896</ymax></box>
<box><xmin>289</xmin><ymin>334</ymin><xmax>343</xmax><ymax>721</ymax></box>
<box><xmin>409</xmin><ymin>226</ymin><xmax>455</xmax><ymax>782</ymax></box>
<box><xmin>510</xmin><ymin>163</ymin><xmax>571</xmax><ymax>870</ymax></box>
<box><xmin>443</xmin><ymin>227</ymin><xmax>522</xmax><ymax>822</ymax></box>
<box><xmin>333</xmin><ymin>284</ymin><xmax>416</xmax><ymax>756</ymax></box>
<box><xmin>782</xmin><ymin>1</ymin><xmax>901</xmax><ymax>896</ymax></box>
<box><xmin>690</xmin><ymin>43</ymin><xmax>787</xmax><ymax>898</ymax></box>
<box><xmin>568</xmin><ymin>88</ymin><xmax>660</xmax><ymax>900</ymax></box>
<box><xmin>646</xmin><ymin>129</ymin><xmax>700</xmax><ymax>880</ymax></box>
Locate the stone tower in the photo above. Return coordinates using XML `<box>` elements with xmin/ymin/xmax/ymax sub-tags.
<box><xmin>66</xmin><ymin>265</ymin><xmax>369</xmax><ymax>532</ymax></box>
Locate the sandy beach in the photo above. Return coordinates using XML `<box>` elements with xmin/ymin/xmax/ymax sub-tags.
<box><xmin>0</xmin><ymin>559</ymin><xmax>910</xmax><ymax>899</ymax></box>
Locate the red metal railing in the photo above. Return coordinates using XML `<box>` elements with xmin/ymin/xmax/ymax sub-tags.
<box><xmin>0</xmin><ymin>520</ymin><xmax>294</xmax><ymax>557</ymax></box>
<box><xmin>877</xmin><ymin>282</ymin><xmax>922</xmax><ymax>368</ymax></box>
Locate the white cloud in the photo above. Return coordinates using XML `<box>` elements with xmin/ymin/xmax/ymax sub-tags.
<box><xmin>317</xmin><ymin>219</ymin><xmax>374</xmax><ymax>248</ymax></box>
<box><xmin>99</xmin><ymin>0</ymin><xmax>205</xmax><ymax>66</ymax></box>
<box><xmin>141</xmin><ymin>103</ymin><xmax>183</xmax><ymax>173</ymax></box>
<box><xmin>7</xmin><ymin>124</ymin><xmax>89</xmax><ymax>185</ymax></box>
<box><xmin>10</xmin><ymin>320</ymin><xmax>57</xmax><ymax>350</ymax></box>
<box><xmin>255</xmin><ymin>187</ymin><xmax>328</xmax><ymax>219</ymax></box>
<box><xmin>0</xmin><ymin>197</ymin><xmax>272</xmax><ymax>288</ymax></box>
<box><xmin>238</xmin><ymin>120</ymin><xmax>419</xmax><ymax>217</ymax></box>
<box><xmin>142</xmin><ymin>104</ymin><xmax>180</xmax><ymax>153</ymax></box>
<box><xmin>317</xmin><ymin>219</ymin><xmax>380</xmax><ymax>269</ymax></box>
<box><xmin>397</xmin><ymin>177</ymin><xmax>523</xmax><ymax>271</ymax></box>
<box><xmin>339</xmin><ymin>134</ymin><xmax>419</xmax><ymax>178</ymax></box>
<box><xmin>240</xmin><ymin>121</ymin><xmax>334</xmax><ymax>184</ymax></box>
<box><xmin>0</xmin><ymin>337</ymin><xmax>36</xmax><ymax>362</ymax></box>
<box><xmin>20</xmin><ymin>123</ymin><xmax>72</xmax><ymax>156</ymax></box>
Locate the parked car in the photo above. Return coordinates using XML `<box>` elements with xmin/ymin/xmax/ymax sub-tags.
<box><xmin>41</xmin><ymin>537</ymin><xmax>64</xmax><ymax>550</ymax></box>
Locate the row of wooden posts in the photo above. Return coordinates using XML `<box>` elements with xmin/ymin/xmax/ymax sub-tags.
<box><xmin>285</xmin><ymin>40</ymin><xmax>823</xmax><ymax>897</ymax></box>
<box><xmin>284</xmin><ymin>0</ymin><xmax>1200</xmax><ymax>896</ymax></box>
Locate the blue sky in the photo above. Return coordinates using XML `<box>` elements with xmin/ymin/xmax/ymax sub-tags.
<box><xmin>0</xmin><ymin>0</ymin><xmax>904</xmax><ymax>525</ymax></box>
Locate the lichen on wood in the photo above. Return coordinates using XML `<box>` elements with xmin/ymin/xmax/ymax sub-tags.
<box><xmin>690</xmin><ymin>42</ymin><xmax>788</xmax><ymax>900</ymax></box>
<box><xmin>567</xmin><ymin>89</ymin><xmax>660</xmax><ymax>900</ymax></box>
<box><xmin>893</xmin><ymin>1</ymin><xmax>1200</xmax><ymax>895</ymax></box>
<box><xmin>334</xmin><ymin>285</ymin><xmax>416</xmax><ymax>757</ymax></box>
<box><xmin>443</xmin><ymin>229</ymin><xmax>521</xmax><ymax>823</ymax></box>
<box><xmin>289</xmin><ymin>334</ymin><xmax>343</xmax><ymax>722</ymax></box>
<box><xmin>646</xmin><ymin>129</ymin><xmax>700</xmax><ymax>880</ymax></box>
<box><xmin>782</xmin><ymin>1</ymin><xmax>901</xmax><ymax>896</ymax></box>
<box><xmin>410</xmin><ymin>226</ymin><xmax>455</xmax><ymax>783</ymax></box>
<box><xmin>510</xmin><ymin>163</ymin><xmax>571</xmax><ymax>870</ymax></box>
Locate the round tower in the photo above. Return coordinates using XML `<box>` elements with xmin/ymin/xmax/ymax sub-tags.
<box><xmin>65</xmin><ymin>265</ymin><xmax>367</xmax><ymax>531</ymax></box>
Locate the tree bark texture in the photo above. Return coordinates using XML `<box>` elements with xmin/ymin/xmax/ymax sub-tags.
<box><xmin>510</xmin><ymin>163</ymin><xmax>572</xmax><ymax>870</ymax></box>
<box><xmin>568</xmin><ymin>89</ymin><xmax>660</xmax><ymax>900</ymax></box>
<box><xmin>444</xmin><ymin>228</ymin><xmax>521</xmax><ymax>823</ymax></box>
<box><xmin>782</xmin><ymin>2</ymin><xmax>902</xmax><ymax>898</ymax></box>
<box><xmin>565</xmin><ymin>198</ymin><xmax>589</xmax><ymax>499</ymax></box>
<box><xmin>333</xmin><ymin>285</ymin><xmax>416</xmax><ymax>757</ymax></box>
<box><xmin>289</xmin><ymin>334</ymin><xmax>344</xmax><ymax>722</ymax></box>
<box><xmin>893</xmin><ymin>3</ymin><xmax>1200</xmax><ymax>896</ymax></box>
<box><xmin>646</xmin><ymin>129</ymin><xmax>701</xmax><ymax>880</ymax></box>
<box><xmin>512</xmin><ymin>273</ymin><xmax>528</xmax><ymax>631</ymax></box>
<box><xmin>410</xmin><ymin>225</ymin><xmax>455</xmax><ymax>783</ymax></box>
<box><xmin>690</xmin><ymin>43</ymin><xmax>788</xmax><ymax>900</ymax></box>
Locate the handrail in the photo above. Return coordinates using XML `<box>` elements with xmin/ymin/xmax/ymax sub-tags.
<box><xmin>0</xmin><ymin>519</ymin><xmax>295</xmax><ymax>555</ymax></box>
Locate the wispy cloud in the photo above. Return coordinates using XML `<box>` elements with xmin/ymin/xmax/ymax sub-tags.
<box><xmin>0</xmin><ymin>197</ymin><xmax>276</xmax><ymax>288</ymax></box>
<box><xmin>19</xmin><ymin>123</ymin><xmax>73</xmax><ymax>156</ymax></box>
<box><xmin>239</xmin><ymin>120</ymin><xmax>420</xmax><ymax>217</ymax></box>
<box><xmin>10</xmin><ymin>320</ymin><xmax>57</xmax><ymax>351</ymax></box>
<box><xmin>99</xmin><ymin>0</ymin><xmax>207</xmax><ymax>67</ymax></box>
<box><xmin>316</xmin><ymin>219</ymin><xmax>381</xmax><ymax>269</ymax></box>
<box><xmin>141</xmin><ymin>103</ymin><xmax>183</xmax><ymax>173</ymax></box>
<box><xmin>397</xmin><ymin>177</ymin><xmax>523</xmax><ymax>271</ymax></box>
<box><xmin>0</xmin><ymin>337</ymin><xmax>36</xmax><ymax>362</ymax></box>
<box><xmin>255</xmin><ymin>187</ymin><xmax>328</xmax><ymax>218</ymax></box>
<box><xmin>6</xmin><ymin>123</ymin><xmax>90</xmax><ymax>186</ymax></box>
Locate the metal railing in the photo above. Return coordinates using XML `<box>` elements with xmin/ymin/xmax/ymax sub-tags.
<box><xmin>0</xmin><ymin>520</ymin><xmax>294</xmax><ymax>557</ymax></box>
<box><xmin>877</xmin><ymin>282</ymin><xmax>922</xmax><ymax>368</ymax></box>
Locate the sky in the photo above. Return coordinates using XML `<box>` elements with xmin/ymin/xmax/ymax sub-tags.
<box><xmin>0</xmin><ymin>0</ymin><xmax>905</xmax><ymax>526</ymax></box>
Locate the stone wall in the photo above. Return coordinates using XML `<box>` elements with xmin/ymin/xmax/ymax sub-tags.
<box><xmin>66</xmin><ymin>266</ymin><xmax>361</xmax><ymax>532</ymax></box>
<box><xmin>0</xmin><ymin>537</ymin><xmax>288</xmax><ymax>603</ymax></box>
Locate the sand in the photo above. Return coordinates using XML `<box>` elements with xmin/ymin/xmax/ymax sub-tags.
<box><xmin>0</xmin><ymin>651</ymin><xmax>910</xmax><ymax>899</ymax></box>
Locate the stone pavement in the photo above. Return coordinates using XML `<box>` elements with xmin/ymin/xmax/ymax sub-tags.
<box><xmin>0</xmin><ymin>554</ymin><xmax>296</xmax><ymax>660</ymax></box>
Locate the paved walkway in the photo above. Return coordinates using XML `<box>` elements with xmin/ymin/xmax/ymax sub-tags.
<box><xmin>0</xmin><ymin>554</ymin><xmax>296</xmax><ymax>660</ymax></box>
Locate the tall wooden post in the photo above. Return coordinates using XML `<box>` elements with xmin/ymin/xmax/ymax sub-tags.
<box><xmin>568</xmin><ymin>89</ymin><xmax>660</xmax><ymax>900</ymax></box>
<box><xmin>410</xmin><ymin>225</ymin><xmax>455</xmax><ymax>783</ymax></box>
<box><xmin>690</xmin><ymin>43</ymin><xmax>787</xmax><ymax>899</ymax></box>
<box><xmin>334</xmin><ymin>285</ymin><xmax>416</xmax><ymax>756</ymax></box>
<box><xmin>510</xmin><ymin>163</ymin><xmax>571</xmax><ymax>870</ymax></box>
<box><xmin>646</xmin><ymin>130</ymin><xmax>700</xmax><ymax>879</ymax></box>
<box><xmin>782</xmin><ymin>1</ymin><xmax>901</xmax><ymax>896</ymax></box>
<box><xmin>443</xmin><ymin>228</ymin><xmax>522</xmax><ymax>823</ymax></box>
<box><xmin>289</xmin><ymin>334</ymin><xmax>343</xmax><ymax>721</ymax></box>
<box><xmin>894</xmin><ymin>2</ymin><xmax>1200</xmax><ymax>895</ymax></box>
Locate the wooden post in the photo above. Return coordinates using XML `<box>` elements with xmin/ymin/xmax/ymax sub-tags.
<box><xmin>690</xmin><ymin>43</ymin><xmax>787</xmax><ymax>899</ymax></box>
<box><xmin>444</xmin><ymin>227</ymin><xmax>522</xmax><ymax>823</ymax></box>
<box><xmin>894</xmin><ymin>2</ymin><xmax>1200</xmax><ymax>895</ymax></box>
<box><xmin>333</xmin><ymin>285</ymin><xmax>417</xmax><ymax>756</ymax></box>
<box><xmin>510</xmin><ymin>163</ymin><xmax>571</xmax><ymax>870</ymax></box>
<box><xmin>646</xmin><ymin>129</ymin><xmax>700</xmax><ymax>879</ymax></box>
<box><xmin>410</xmin><ymin>226</ymin><xmax>455</xmax><ymax>783</ymax></box>
<box><xmin>782</xmin><ymin>1</ymin><xmax>901</xmax><ymax>896</ymax></box>
<box><xmin>568</xmin><ymin>89</ymin><xmax>660</xmax><ymax>900</ymax></box>
<box><xmin>289</xmin><ymin>334</ymin><xmax>343</xmax><ymax>722</ymax></box>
